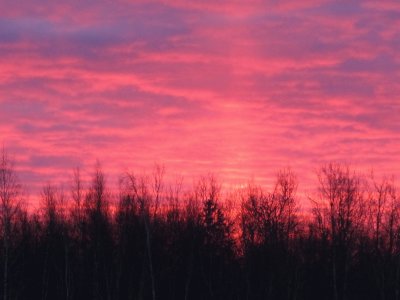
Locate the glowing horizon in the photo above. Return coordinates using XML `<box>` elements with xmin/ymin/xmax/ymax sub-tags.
<box><xmin>1</xmin><ymin>1</ymin><xmax>400</xmax><ymax>201</ymax></box>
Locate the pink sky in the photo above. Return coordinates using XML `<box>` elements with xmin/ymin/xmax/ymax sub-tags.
<box><xmin>1</xmin><ymin>0</ymin><xmax>400</xmax><ymax>202</ymax></box>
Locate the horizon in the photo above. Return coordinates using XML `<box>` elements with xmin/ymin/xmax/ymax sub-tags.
<box><xmin>3</xmin><ymin>150</ymin><xmax>398</xmax><ymax>213</ymax></box>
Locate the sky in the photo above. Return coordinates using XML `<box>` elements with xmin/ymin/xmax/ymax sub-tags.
<box><xmin>1</xmin><ymin>0</ymin><xmax>400</xmax><ymax>202</ymax></box>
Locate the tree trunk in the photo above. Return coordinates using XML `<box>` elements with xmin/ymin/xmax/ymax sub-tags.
<box><xmin>3</xmin><ymin>227</ymin><xmax>8</xmax><ymax>300</ymax></box>
<box><xmin>184</xmin><ymin>247</ymin><xmax>193</xmax><ymax>300</ymax></box>
<box><xmin>144</xmin><ymin>216</ymin><xmax>156</xmax><ymax>300</ymax></box>
<box><xmin>64</xmin><ymin>243</ymin><xmax>70</xmax><ymax>300</ymax></box>
<box><xmin>332</xmin><ymin>247</ymin><xmax>338</xmax><ymax>300</ymax></box>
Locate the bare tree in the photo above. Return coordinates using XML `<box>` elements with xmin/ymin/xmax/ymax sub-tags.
<box><xmin>86</xmin><ymin>161</ymin><xmax>109</xmax><ymax>216</ymax></box>
<box><xmin>239</xmin><ymin>170</ymin><xmax>299</xmax><ymax>299</ymax></box>
<box><xmin>40</xmin><ymin>183</ymin><xmax>58</xmax><ymax>300</ymax></box>
<box><xmin>367</xmin><ymin>174</ymin><xmax>400</xmax><ymax>300</ymax></box>
<box><xmin>165</xmin><ymin>176</ymin><xmax>183</xmax><ymax>224</ymax></box>
<box><xmin>85</xmin><ymin>161</ymin><xmax>113</xmax><ymax>300</ymax></box>
<box><xmin>125</xmin><ymin>172</ymin><xmax>156</xmax><ymax>300</ymax></box>
<box><xmin>71</xmin><ymin>167</ymin><xmax>84</xmax><ymax>227</ymax></box>
<box><xmin>272</xmin><ymin>168</ymin><xmax>299</xmax><ymax>246</ymax></box>
<box><xmin>0</xmin><ymin>147</ymin><xmax>21</xmax><ymax>300</ymax></box>
<box><xmin>152</xmin><ymin>164</ymin><xmax>165</xmax><ymax>218</ymax></box>
<box><xmin>311</xmin><ymin>163</ymin><xmax>365</xmax><ymax>300</ymax></box>
<box><xmin>240</xmin><ymin>169</ymin><xmax>298</xmax><ymax>249</ymax></box>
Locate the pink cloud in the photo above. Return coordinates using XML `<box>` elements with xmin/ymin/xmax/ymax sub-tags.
<box><xmin>0</xmin><ymin>0</ymin><xmax>399</xmax><ymax>205</ymax></box>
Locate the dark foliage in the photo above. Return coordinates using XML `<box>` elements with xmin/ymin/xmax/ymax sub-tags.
<box><xmin>0</xmin><ymin>152</ymin><xmax>399</xmax><ymax>300</ymax></box>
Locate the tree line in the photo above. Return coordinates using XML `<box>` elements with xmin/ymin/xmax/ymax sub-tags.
<box><xmin>0</xmin><ymin>149</ymin><xmax>400</xmax><ymax>300</ymax></box>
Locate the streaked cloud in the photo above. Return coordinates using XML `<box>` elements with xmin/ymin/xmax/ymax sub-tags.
<box><xmin>1</xmin><ymin>0</ymin><xmax>399</xmax><ymax>199</ymax></box>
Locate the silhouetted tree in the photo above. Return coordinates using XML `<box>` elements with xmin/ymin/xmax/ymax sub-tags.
<box><xmin>364</xmin><ymin>174</ymin><xmax>400</xmax><ymax>300</ymax></box>
<box><xmin>0</xmin><ymin>150</ymin><xmax>399</xmax><ymax>300</ymax></box>
<box><xmin>40</xmin><ymin>183</ymin><xmax>69</xmax><ymax>300</ymax></box>
<box><xmin>0</xmin><ymin>148</ymin><xmax>21</xmax><ymax>300</ymax></box>
<box><xmin>84</xmin><ymin>162</ymin><xmax>113</xmax><ymax>300</ymax></box>
<box><xmin>311</xmin><ymin>163</ymin><xmax>365</xmax><ymax>300</ymax></box>
<box><xmin>240</xmin><ymin>169</ymin><xmax>300</xmax><ymax>300</ymax></box>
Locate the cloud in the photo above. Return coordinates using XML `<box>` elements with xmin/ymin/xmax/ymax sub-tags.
<box><xmin>1</xmin><ymin>0</ymin><xmax>400</xmax><ymax>201</ymax></box>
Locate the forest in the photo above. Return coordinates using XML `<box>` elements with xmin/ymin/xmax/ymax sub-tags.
<box><xmin>0</xmin><ymin>149</ymin><xmax>400</xmax><ymax>300</ymax></box>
